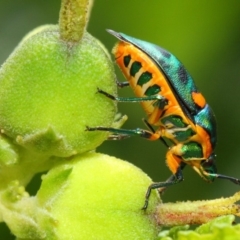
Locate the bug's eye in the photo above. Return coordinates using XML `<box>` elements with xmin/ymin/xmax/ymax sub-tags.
<box><xmin>201</xmin><ymin>154</ymin><xmax>217</xmax><ymax>174</ymax></box>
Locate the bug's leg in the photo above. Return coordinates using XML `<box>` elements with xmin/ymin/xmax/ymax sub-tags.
<box><xmin>142</xmin><ymin>167</ymin><xmax>184</xmax><ymax>210</ymax></box>
<box><xmin>107</xmin><ymin>134</ymin><xmax>130</xmax><ymax>140</ymax></box>
<box><xmin>203</xmin><ymin>169</ymin><xmax>240</xmax><ymax>185</ymax></box>
<box><xmin>97</xmin><ymin>88</ymin><xmax>166</xmax><ymax>103</ymax></box>
<box><xmin>142</xmin><ymin>150</ymin><xmax>184</xmax><ymax>210</ymax></box>
<box><xmin>86</xmin><ymin>126</ymin><xmax>161</xmax><ymax>141</ymax></box>
<box><xmin>143</xmin><ymin>118</ymin><xmax>155</xmax><ymax>133</ymax></box>
<box><xmin>158</xmin><ymin>162</ymin><xmax>186</xmax><ymax>195</ymax></box>
<box><xmin>116</xmin><ymin>80</ymin><xmax>129</xmax><ymax>88</ymax></box>
<box><xmin>143</xmin><ymin>118</ymin><xmax>169</xmax><ymax>148</ymax></box>
<box><xmin>213</xmin><ymin>174</ymin><xmax>240</xmax><ymax>185</ymax></box>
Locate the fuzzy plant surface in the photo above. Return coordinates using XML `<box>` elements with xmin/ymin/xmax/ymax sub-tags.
<box><xmin>1</xmin><ymin>0</ymin><xmax>240</xmax><ymax>239</ymax></box>
<box><xmin>0</xmin><ymin>23</ymin><xmax>117</xmax><ymax>187</ymax></box>
<box><xmin>1</xmin><ymin>152</ymin><xmax>160</xmax><ymax>239</ymax></box>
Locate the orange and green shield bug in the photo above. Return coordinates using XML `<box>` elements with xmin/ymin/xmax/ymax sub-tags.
<box><xmin>87</xmin><ymin>29</ymin><xmax>240</xmax><ymax>209</ymax></box>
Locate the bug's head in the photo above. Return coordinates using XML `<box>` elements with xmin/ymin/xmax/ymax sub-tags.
<box><xmin>193</xmin><ymin>153</ymin><xmax>217</xmax><ymax>182</ymax></box>
<box><xmin>196</xmin><ymin>154</ymin><xmax>240</xmax><ymax>185</ymax></box>
<box><xmin>199</xmin><ymin>153</ymin><xmax>217</xmax><ymax>182</ymax></box>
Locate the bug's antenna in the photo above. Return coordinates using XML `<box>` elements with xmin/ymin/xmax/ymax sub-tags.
<box><xmin>216</xmin><ymin>173</ymin><xmax>240</xmax><ymax>185</ymax></box>
<box><xmin>207</xmin><ymin>172</ymin><xmax>240</xmax><ymax>185</ymax></box>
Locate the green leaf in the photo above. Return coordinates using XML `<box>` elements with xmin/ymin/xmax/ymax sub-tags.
<box><xmin>158</xmin><ymin>216</ymin><xmax>240</xmax><ymax>240</ymax></box>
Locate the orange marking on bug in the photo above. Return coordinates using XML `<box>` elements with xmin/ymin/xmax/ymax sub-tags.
<box><xmin>192</xmin><ymin>92</ymin><xmax>206</xmax><ymax>108</ymax></box>
<box><xmin>147</xmin><ymin>106</ymin><xmax>162</xmax><ymax>125</ymax></box>
<box><xmin>112</xmin><ymin>42</ymin><xmax>127</xmax><ymax>59</ymax></box>
<box><xmin>166</xmin><ymin>150</ymin><xmax>182</xmax><ymax>174</ymax></box>
<box><xmin>148</xmin><ymin>130</ymin><xmax>161</xmax><ymax>141</ymax></box>
<box><xmin>195</xmin><ymin>125</ymin><xmax>213</xmax><ymax>159</ymax></box>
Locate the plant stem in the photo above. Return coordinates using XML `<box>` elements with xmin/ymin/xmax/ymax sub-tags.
<box><xmin>59</xmin><ymin>0</ymin><xmax>93</xmax><ymax>42</ymax></box>
<box><xmin>154</xmin><ymin>191</ymin><xmax>240</xmax><ymax>226</ymax></box>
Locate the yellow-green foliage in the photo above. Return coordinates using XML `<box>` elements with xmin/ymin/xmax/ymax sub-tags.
<box><xmin>158</xmin><ymin>215</ymin><xmax>240</xmax><ymax>240</ymax></box>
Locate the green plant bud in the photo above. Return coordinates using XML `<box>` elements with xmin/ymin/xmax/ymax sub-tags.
<box><xmin>35</xmin><ymin>152</ymin><xmax>160</xmax><ymax>240</ymax></box>
<box><xmin>0</xmin><ymin>25</ymin><xmax>117</xmax><ymax>157</ymax></box>
<box><xmin>0</xmin><ymin>135</ymin><xmax>19</xmax><ymax>166</ymax></box>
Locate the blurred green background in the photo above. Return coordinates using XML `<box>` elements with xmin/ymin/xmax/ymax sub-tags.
<box><xmin>0</xmin><ymin>0</ymin><xmax>240</xmax><ymax>238</ymax></box>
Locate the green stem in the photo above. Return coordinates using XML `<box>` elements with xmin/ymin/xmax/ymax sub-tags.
<box><xmin>59</xmin><ymin>0</ymin><xmax>93</xmax><ymax>42</ymax></box>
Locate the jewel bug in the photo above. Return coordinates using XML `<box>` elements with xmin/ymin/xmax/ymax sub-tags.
<box><xmin>87</xmin><ymin>29</ymin><xmax>240</xmax><ymax>209</ymax></box>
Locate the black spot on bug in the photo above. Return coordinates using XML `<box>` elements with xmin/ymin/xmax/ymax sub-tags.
<box><xmin>159</xmin><ymin>48</ymin><xmax>171</xmax><ymax>58</ymax></box>
<box><xmin>130</xmin><ymin>61</ymin><xmax>142</xmax><ymax>77</ymax></box>
<box><xmin>123</xmin><ymin>55</ymin><xmax>131</xmax><ymax>67</ymax></box>
<box><xmin>178</xmin><ymin>65</ymin><xmax>189</xmax><ymax>84</ymax></box>
<box><xmin>137</xmin><ymin>71</ymin><xmax>152</xmax><ymax>86</ymax></box>
<box><xmin>144</xmin><ymin>84</ymin><xmax>161</xmax><ymax>96</ymax></box>
<box><xmin>159</xmin><ymin>59</ymin><xmax>170</xmax><ymax>70</ymax></box>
